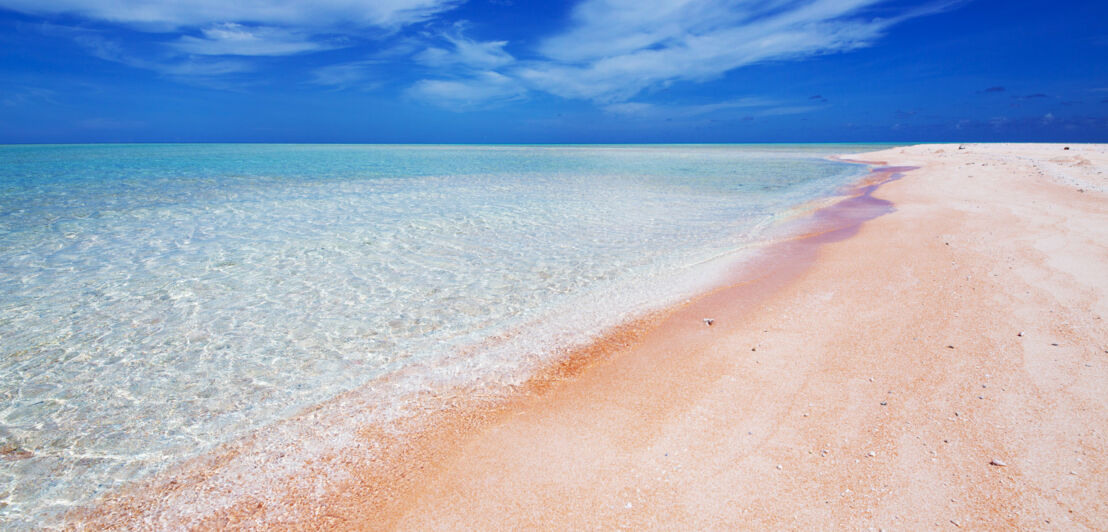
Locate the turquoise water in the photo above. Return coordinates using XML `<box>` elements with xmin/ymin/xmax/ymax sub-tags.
<box><xmin>0</xmin><ymin>144</ymin><xmax>886</xmax><ymax>527</ymax></box>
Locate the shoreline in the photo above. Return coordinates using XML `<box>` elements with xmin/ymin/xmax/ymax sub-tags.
<box><xmin>69</xmin><ymin>144</ymin><xmax>1108</xmax><ymax>529</ymax></box>
<box><xmin>62</xmin><ymin>149</ymin><xmax>890</xmax><ymax>527</ymax></box>
<box><xmin>65</xmin><ymin>155</ymin><xmax>897</xmax><ymax>529</ymax></box>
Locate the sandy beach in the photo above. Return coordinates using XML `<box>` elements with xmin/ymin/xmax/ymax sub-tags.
<box><xmin>71</xmin><ymin>143</ymin><xmax>1108</xmax><ymax>530</ymax></box>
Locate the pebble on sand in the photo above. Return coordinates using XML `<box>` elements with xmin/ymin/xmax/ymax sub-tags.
<box><xmin>703</xmin><ymin>318</ymin><xmax>714</xmax><ymax>326</ymax></box>
<box><xmin>989</xmin><ymin>458</ymin><xmax>1008</xmax><ymax>467</ymax></box>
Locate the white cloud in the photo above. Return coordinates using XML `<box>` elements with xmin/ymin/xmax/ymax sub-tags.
<box><xmin>407</xmin><ymin>71</ymin><xmax>525</xmax><ymax>108</ymax></box>
<box><xmin>415</xmin><ymin>28</ymin><xmax>513</xmax><ymax>70</ymax></box>
<box><xmin>405</xmin><ymin>24</ymin><xmax>520</xmax><ymax>107</ymax></box>
<box><xmin>18</xmin><ymin>0</ymin><xmax>955</xmax><ymax>107</ymax></box>
<box><xmin>10</xmin><ymin>0</ymin><xmax>463</xmax><ymax>77</ymax></box>
<box><xmin>405</xmin><ymin>0</ymin><xmax>953</xmax><ymax>107</ymax></box>
<box><xmin>0</xmin><ymin>0</ymin><xmax>462</xmax><ymax>30</ymax></box>
<box><xmin>603</xmin><ymin>97</ymin><xmax>776</xmax><ymax>117</ymax></box>
<box><xmin>50</xmin><ymin>25</ymin><xmax>256</xmax><ymax>82</ymax></box>
<box><xmin>602</xmin><ymin>102</ymin><xmax>658</xmax><ymax>116</ymax></box>
<box><xmin>538</xmin><ymin>0</ymin><xmax>760</xmax><ymax>63</ymax></box>
<box><xmin>171</xmin><ymin>24</ymin><xmax>337</xmax><ymax>56</ymax></box>
<box><xmin>310</xmin><ymin>61</ymin><xmax>379</xmax><ymax>89</ymax></box>
<box><xmin>518</xmin><ymin>0</ymin><xmax>905</xmax><ymax>102</ymax></box>
<box><xmin>155</xmin><ymin>57</ymin><xmax>255</xmax><ymax>77</ymax></box>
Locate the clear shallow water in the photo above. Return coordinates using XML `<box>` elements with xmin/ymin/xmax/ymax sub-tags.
<box><xmin>0</xmin><ymin>144</ymin><xmax>886</xmax><ymax>526</ymax></box>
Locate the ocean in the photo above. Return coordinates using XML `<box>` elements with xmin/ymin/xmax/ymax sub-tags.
<box><xmin>0</xmin><ymin>143</ymin><xmax>887</xmax><ymax>527</ymax></box>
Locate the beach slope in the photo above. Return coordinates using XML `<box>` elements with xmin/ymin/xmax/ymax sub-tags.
<box><xmin>382</xmin><ymin>143</ymin><xmax>1108</xmax><ymax>529</ymax></box>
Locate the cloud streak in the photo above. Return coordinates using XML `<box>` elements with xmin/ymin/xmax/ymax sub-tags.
<box><xmin>414</xmin><ymin>24</ymin><xmax>514</xmax><ymax>69</ymax></box>
<box><xmin>0</xmin><ymin>0</ymin><xmax>462</xmax><ymax>30</ymax></box>
<box><xmin>41</xmin><ymin>24</ymin><xmax>256</xmax><ymax>86</ymax></box>
<box><xmin>1</xmin><ymin>86</ymin><xmax>58</xmax><ymax>107</ymax></box>
<box><xmin>515</xmin><ymin>0</ymin><xmax>916</xmax><ymax>102</ymax></box>
<box><xmin>407</xmin><ymin>71</ymin><xmax>525</xmax><ymax>108</ymax></box>
<box><xmin>10</xmin><ymin>0</ymin><xmax>464</xmax><ymax>84</ymax></box>
<box><xmin>309</xmin><ymin>61</ymin><xmax>380</xmax><ymax>90</ymax></box>
<box><xmin>408</xmin><ymin>0</ymin><xmax>957</xmax><ymax>107</ymax></box>
<box><xmin>602</xmin><ymin>97</ymin><xmax>778</xmax><ymax>118</ymax></box>
<box><xmin>171</xmin><ymin>24</ymin><xmax>339</xmax><ymax>56</ymax></box>
<box><xmin>16</xmin><ymin>0</ymin><xmax>958</xmax><ymax>112</ymax></box>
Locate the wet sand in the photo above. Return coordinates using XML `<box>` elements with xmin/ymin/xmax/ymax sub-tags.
<box><xmin>71</xmin><ymin>144</ymin><xmax>1108</xmax><ymax>530</ymax></box>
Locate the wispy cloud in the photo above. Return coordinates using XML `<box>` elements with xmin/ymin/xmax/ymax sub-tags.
<box><xmin>408</xmin><ymin>0</ymin><xmax>957</xmax><ymax>107</ymax></box>
<box><xmin>154</xmin><ymin>57</ymin><xmax>254</xmax><ymax>78</ymax></box>
<box><xmin>171</xmin><ymin>24</ymin><xmax>340</xmax><ymax>56</ymax></box>
<box><xmin>602</xmin><ymin>97</ymin><xmax>777</xmax><ymax>118</ymax></box>
<box><xmin>513</xmin><ymin>0</ymin><xmax>949</xmax><ymax>102</ymax></box>
<box><xmin>15</xmin><ymin>0</ymin><xmax>957</xmax><ymax>112</ymax></box>
<box><xmin>406</xmin><ymin>24</ymin><xmax>521</xmax><ymax>107</ymax></box>
<box><xmin>414</xmin><ymin>24</ymin><xmax>514</xmax><ymax>69</ymax></box>
<box><xmin>11</xmin><ymin>0</ymin><xmax>463</xmax><ymax>84</ymax></box>
<box><xmin>602</xmin><ymin>102</ymin><xmax>660</xmax><ymax>116</ymax></box>
<box><xmin>309</xmin><ymin>61</ymin><xmax>380</xmax><ymax>90</ymax></box>
<box><xmin>43</xmin><ymin>24</ymin><xmax>255</xmax><ymax>85</ymax></box>
<box><xmin>406</xmin><ymin>71</ymin><xmax>525</xmax><ymax>108</ymax></box>
<box><xmin>1</xmin><ymin>86</ymin><xmax>58</xmax><ymax>107</ymax></box>
<box><xmin>0</xmin><ymin>0</ymin><xmax>462</xmax><ymax>30</ymax></box>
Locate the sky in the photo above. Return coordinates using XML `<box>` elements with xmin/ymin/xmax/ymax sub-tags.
<box><xmin>0</xmin><ymin>0</ymin><xmax>1105</xmax><ymax>143</ymax></box>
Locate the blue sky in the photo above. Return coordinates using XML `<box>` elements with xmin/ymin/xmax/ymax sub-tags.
<box><xmin>1</xmin><ymin>0</ymin><xmax>1105</xmax><ymax>143</ymax></box>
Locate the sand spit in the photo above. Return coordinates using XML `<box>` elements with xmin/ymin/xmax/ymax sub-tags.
<box><xmin>70</xmin><ymin>144</ymin><xmax>1108</xmax><ymax>530</ymax></box>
